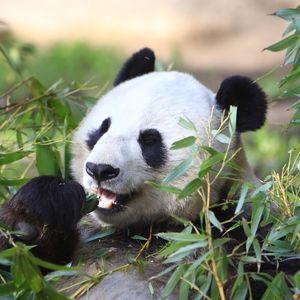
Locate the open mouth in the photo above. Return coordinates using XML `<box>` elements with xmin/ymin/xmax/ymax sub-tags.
<box><xmin>95</xmin><ymin>188</ymin><xmax>132</xmax><ymax>215</ymax></box>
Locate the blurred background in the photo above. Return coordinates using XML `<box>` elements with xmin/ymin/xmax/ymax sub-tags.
<box><xmin>0</xmin><ymin>0</ymin><xmax>299</xmax><ymax>178</ymax></box>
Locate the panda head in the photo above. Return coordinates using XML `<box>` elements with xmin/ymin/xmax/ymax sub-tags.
<box><xmin>71</xmin><ymin>48</ymin><xmax>267</xmax><ymax>228</ymax></box>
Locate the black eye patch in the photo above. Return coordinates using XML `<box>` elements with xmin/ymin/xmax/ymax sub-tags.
<box><xmin>138</xmin><ymin>129</ymin><xmax>167</xmax><ymax>168</ymax></box>
<box><xmin>86</xmin><ymin>118</ymin><xmax>111</xmax><ymax>150</ymax></box>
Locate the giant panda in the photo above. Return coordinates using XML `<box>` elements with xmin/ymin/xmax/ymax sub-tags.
<box><xmin>71</xmin><ymin>47</ymin><xmax>266</xmax><ymax>229</ymax></box>
<box><xmin>1</xmin><ymin>47</ymin><xmax>285</xmax><ymax>299</ymax></box>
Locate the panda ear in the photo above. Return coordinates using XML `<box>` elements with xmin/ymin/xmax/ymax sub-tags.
<box><xmin>113</xmin><ymin>47</ymin><xmax>155</xmax><ymax>86</ymax></box>
<box><xmin>216</xmin><ymin>76</ymin><xmax>267</xmax><ymax>132</ymax></box>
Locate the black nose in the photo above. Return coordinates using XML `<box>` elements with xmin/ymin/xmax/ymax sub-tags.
<box><xmin>86</xmin><ymin>162</ymin><xmax>120</xmax><ymax>182</ymax></box>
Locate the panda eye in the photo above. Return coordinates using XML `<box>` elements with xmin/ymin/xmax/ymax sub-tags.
<box><xmin>86</xmin><ymin>117</ymin><xmax>111</xmax><ymax>150</ymax></box>
<box><xmin>138</xmin><ymin>129</ymin><xmax>167</xmax><ymax>168</ymax></box>
<box><xmin>138</xmin><ymin>129</ymin><xmax>162</xmax><ymax>146</ymax></box>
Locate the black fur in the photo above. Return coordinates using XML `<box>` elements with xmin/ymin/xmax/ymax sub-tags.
<box><xmin>86</xmin><ymin>117</ymin><xmax>111</xmax><ymax>150</ymax></box>
<box><xmin>138</xmin><ymin>129</ymin><xmax>167</xmax><ymax>168</ymax></box>
<box><xmin>0</xmin><ymin>176</ymin><xmax>85</xmax><ymax>267</ymax></box>
<box><xmin>216</xmin><ymin>76</ymin><xmax>267</xmax><ymax>132</ymax></box>
<box><xmin>113</xmin><ymin>47</ymin><xmax>155</xmax><ymax>86</ymax></box>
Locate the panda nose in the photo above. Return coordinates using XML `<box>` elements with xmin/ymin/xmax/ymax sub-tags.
<box><xmin>85</xmin><ymin>162</ymin><xmax>120</xmax><ymax>182</ymax></box>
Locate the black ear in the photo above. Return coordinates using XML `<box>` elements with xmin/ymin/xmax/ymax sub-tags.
<box><xmin>216</xmin><ymin>76</ymin><xmax>267</xmax><ymax>132</ymax></box>
<box><xmin>113</xmin><ymin>47</ymin><xmax>155</xmax><ymax>86</ymax></box>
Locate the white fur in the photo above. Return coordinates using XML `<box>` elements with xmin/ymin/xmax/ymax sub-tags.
<box><xmin>71</xmin><ymin>71</ymin><xmax>236</xmax><ymax>227</ymax></box>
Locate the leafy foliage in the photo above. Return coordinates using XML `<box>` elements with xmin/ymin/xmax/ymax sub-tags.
<box><xmin>266</xmin><ymin>5</ymin><xmax>300</xmax><ymax>127</ymax></box>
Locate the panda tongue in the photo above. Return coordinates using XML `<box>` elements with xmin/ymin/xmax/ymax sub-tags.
<box><xmin>98</xmin><ymin>189</ymin><xmax>117</xmax><ymax>209</ymax></box>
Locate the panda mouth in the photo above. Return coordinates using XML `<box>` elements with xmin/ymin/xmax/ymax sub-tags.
<box><xmin>96</xmin><ymin>188</ymin><xmax>132</xmax><ymax>215</ymax></box>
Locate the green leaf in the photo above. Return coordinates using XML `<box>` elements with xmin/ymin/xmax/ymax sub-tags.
<box><xmin>36</xmin><ymin>142</ymin><xmax>62</xmax><ymax>176</ymax></box>
<box><xmin>212</xmin><ymin>132</ymin><xmax>230</xmax><ymax>144</ymax></box>
<box><xmin>274</xmin><ymin>7</ymin><xmax>300</xmax><ymax>21</ymax></box>
<box><xmin>169</xmin><ymin>241</ymin><xmax>208</xmax><ymax>257</ymax></box>
<box><xmin>294</xmin><ymin>272</ymin><xmax>300</xmax><ymax>289</ymax></box>
<box><xmin>130</xmin><ymin>235</ymin><xmax>147</xmax><ymax>241</ymax></box>
<box><xmin>252</xmin><ymin>181</ymin><xmax>272</xmax><ymax>197</ymax></box>
<box><xmin>146</xmin><ymin>181</ymin><xmax>182</xmax><ymax>195</ymax></box>
<box><xmin>242</xmin><ymin>219</ymin><xmax>251</xmax><ymax>237</ymax></box>
<box><xmin>246</xmin><ymin>199</ymin><xmax>264</xmax><ymax>252</ymax></box>
<box><xmin>229</xmin><ymin>105</ymin><xmax>237</xmax><ymax>135</ymax></box>
<box><xmin>149</xmin><ymin>265</ymin><xmax>177</xmax><ymax>281</ymax></box>
<box><xmin>63</xmin><ymin>118</ymin><xmax>72</xmax><ymax>179</ymax></box>
<box><xmin>289</xmin><ymin>107</ymin><xmax>300</xmax><ymax>127</ymax></box>
<box><xmin>232</xmin><ymin>280</ymin><xmax>248</xmax><ymax>300</ymax></box>
<box><xmin>0</xmin><ymin>151</ymin><xmax>32</xmax><ymax>165</ymax></box>
<box><xmin>0</xmin><ymin>178</ymin><xmax>31</xmax><ymax>186</ymax></box>
<box><xmin>84</xmin><ymin>228</ymin><xmax>116</xmax><ymax>243</ymax></box>
<box><xmin>198</xmin><ymin>152</ymin><xmax>224</xmax><ymax>178</ymax></box>
<box><xmin>170</xmin><ymin>136</ymin><xmax>196</xmax><ymax>150</ymax></box>
<box><xmin>261</xmin><ymin>273</ymin><xmax>292</xmax><ymax>300</ymax></box>
<box><xmin>29</xmin><ymin>254</ymin><xmax>78</xmax><ymax>272</ymax></box>
<box><xmin>159</xmin><ymin>241</ymin><xmax>190</xmax><ymax>258</ymax></box>
<box><xmin>234</xmin><ymin>183</ymin><xmax>249</xmax><ymax>214</ymax></box>
<box><xmin>0</xmin><ymin>281</ymin><xmax>16</xmax><ymax>296</ymax></box>
<box><xmin>42</xmin><ymin>283</ymin><xmax>70</xmax><ymax>300</ymax></box>
<box><xmin>265</xmin><ymin>33</ymin><xmax>300</xmax><ymax>52</ymax></box>
<box><xmin>81</xmin><ymin>193</ymin><xmax>99</xmax><ymax>215</ymax></box>
<box><xmin>148</xmin><ymin>281</ymin><xmax>154</xmax><ymax>296</ymax></box>
<box><xmin>179</xmin><ymin>276</ymin><xmax>190</xmax><ymax>300</ymax></box>
<box><xmin>280</xmin><ymin>66</ymin><xmax>300</xmax><ymax>85</ymax></box>
<box><xmin>157</xmin><ymin>232</ymin><xmax>207</xmax><ymax>242</ymax></box>
<box><xmin>283</xmin><ymin>21</ymin><xmax>295</xmax><ymax>36</ymax></box>
<box><xmin>201</xmin><ymin>145</ymin><xmax>219</xmax><ymax>156</ymax></box>
<box><xmin>240</xmin><ymin>256</ymin><xmax>259</xmax><ymax>263</ymax></box>
<box><xmin>162</xmin><ymin>264</ymin><xmax>188</xmax><ymax>299</ymax></box>
<box><xmin>163</xmin><ymin>157</ymin><xmax>193</xmax><ymax>184</ymax></box>
<box><xmin>45</xmin><ymin>270</ymin><xmax>81</xmax><ymax>280</ymax></box>
<box><xmin>178</xmin><ymin>178</ymin><xmax>202</xmax><ymax>199</ymax></box>
<box><xmin>29</xmin><ymin>77</ymin><xmax>46</xmax><ymax>97</ymax></box>
<box><xmin>208</xmin><ymin>210</ymin><xmax>223</xmax><ymax>232</ymax></box>
<box><xmin>178</xmin><ymin>117</ymin><xmax>195</xmax><ymax>130</ymax></box>
<box><xmin>253</xmin><ymin>238</ymin><xmax>262</xmax><ymax>268</ymax></box>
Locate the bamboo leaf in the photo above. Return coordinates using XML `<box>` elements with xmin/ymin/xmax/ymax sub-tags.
<box><xmin>0</xmin><ymin>178</ymin><xmax>30</xmax><ymax>186</ymax></box>
<box><xmin>163</xmin><ymin>157</ymin><xmax>193</xmax><ymax>184</ymax></box>
<box><xmin>0</xmin><ymin>151</ymin><xmax>32</xmax><ymax>165</ymax></box>
<box><xmin>178</xmin><ymin>117</ymin><xmax>195</xmax><ymax>130</ymax></box>
<box><xmin>229</xmin><ymin>105</ymin><xmax>237</xmax><ymax>135</ymax></box>
<box><xmin>170</xmin><ymin>136</ymin><xmax>196</xmax><ymax>150</ymax></box>
<box><xmin>178</xmin><ymin>178</ymin><xmax>202</xmax><ymax>199</ymax></box>
<box><xmin>169</xmin><ymin>240</ymin><xmax>208</xmax><ymax>257</ymax></box>
<box><xmin>36</xmin><ymin>142</ymin><xmax>61</xmax><ymax>176</ymax></box>
<box><xmin>208</xmin><ymin>210</ymin><xmax>223</xmax><ymax>232</ymax></box>
<box><xmin>232</xmin><ymin>280</ymin><xmax>248</xmax><ymax>300</ymax></box>
<box><xmin>146</xmin><ymin>181</ymin><xmax>182</xmax><ymax>195</ymax></box>
<box><xmin>246</xmin><ymin>199</ymin><xmax>264</xmax><ymax>252</ymax></box>
<box><xmin>265</xmin><ymin>34</ymin><xmax>300</xmax><ymax>52</ymax></box>
<box><xmin>198</xmin><ymin>152</ymin><xmax>224</xmax><ymax>178</ymax></box>
<box><xmin>0</xmin><ymin>281</ymin><xmax>16</xmax><ymax>296</ymax></box>
<box><xmin>162</xmin><ymin>264</ymin><xmax>188</xmax><ymax>299</ymax></box>
<box><xmin>84</xmin><ymin>228</ymin><xmax>116</xmax><ymax>243</ymax></box>
<box><xmin>235</xmin><ymin>183</ymin><xmax>249</xmax><ymax>215</ymax></box>
<box><xmin>274</xmin><ymin>7</ymin><xmax>300</xmax><ymax>21</ymax></box>
<box><xmin>157</xmin><ymin>232</ymin><xmax>207</xmax><ymax>242</ymax></box>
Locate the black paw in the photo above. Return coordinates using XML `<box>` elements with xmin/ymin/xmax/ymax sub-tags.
<box><xmin>0</xmin><ymin>176</ymin><xmax>86</xmax><ymax>266</ymax></box>
<box><xmin>9</xmin><ymin>176</ymin><xmax>85</xmax><ymax>232</ymax></box>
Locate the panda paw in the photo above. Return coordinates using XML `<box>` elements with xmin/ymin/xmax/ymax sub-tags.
<box><xmin>0</xmin><ymin>176</ymin><xmax>86</xmax><ymax>265</ymax></box>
